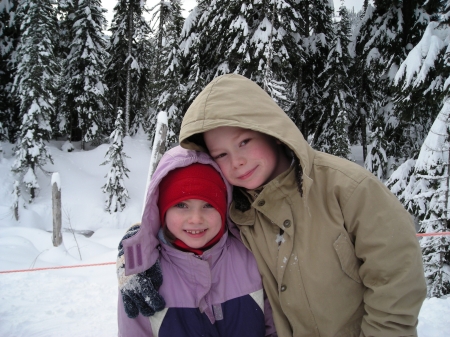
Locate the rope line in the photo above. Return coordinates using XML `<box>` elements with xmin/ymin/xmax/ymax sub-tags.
<box><xmin>0</xmin><ymin>261</ymin><xmax>115</xmax><ymax>274</ymax></box>
<box><xmin>2</xmin><ymin>232</ymin><xmax>450</xmax><ymax>274</ymax></box>
<box><xmin>416</xmin><ymin>232</ymin><xmax>450</xmax><ymax>237</ymax></box>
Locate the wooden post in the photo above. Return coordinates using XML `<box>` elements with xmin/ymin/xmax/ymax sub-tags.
<box><xmin>13</xmin><ymin>181</ymin><xmax>20</xmax><ymax>221</ymax></box>
<box><xmin>142</xmin><ymin>111</ymin><xmax>168</xmax><ymax>215</ymax></box>
<box><xmin>52</xmin><ymin>172</ymin><xmax>62</xmax><ymax>247</ymax></box>
<box><xmin>150</xmin><ymin>122</ymin><xmax>168</xmax><ymax>179</ymax></box>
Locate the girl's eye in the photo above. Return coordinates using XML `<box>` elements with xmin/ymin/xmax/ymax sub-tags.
<box><xmin>174</xmin><ymin>202</ymin><xmax>187</xmax><ymax>208</ymax></box>
<box><xmin>204</xmin><ymin>203</ymin><xmax>214</xmax><ymax>209</ymax></box>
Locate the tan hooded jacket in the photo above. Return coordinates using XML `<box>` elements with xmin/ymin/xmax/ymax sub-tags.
<box><xmin>179</xmin><ymin>74</ymin><xmax>426</xmax><ymax>337</ymax></box>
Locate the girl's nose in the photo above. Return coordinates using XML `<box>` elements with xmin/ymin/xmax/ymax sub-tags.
<box><xmin>188</xmin><ymin>209</ymin><xmax>204</xmax><ymax>224</ymax></box>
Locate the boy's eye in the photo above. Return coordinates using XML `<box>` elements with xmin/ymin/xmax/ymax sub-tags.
<box><xmin>239</xmin><ymin>139</ymin><xmax>250</xmax><ymax>147</ymax></box>
<box><xmin>213</xmin><ymin>153</ymin><xmax>226</xmax><ymax>160</ymax></box>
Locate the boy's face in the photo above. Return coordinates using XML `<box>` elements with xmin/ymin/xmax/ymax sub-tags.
<box><xmin>165</xmin><ymin>199</ymin><xmax>222</xmax><ymax>249</ymax></box>
<box><xmin>204</xmin><ymin>126</ymin><xmax>290</xmax><ymax>190</ymax></box>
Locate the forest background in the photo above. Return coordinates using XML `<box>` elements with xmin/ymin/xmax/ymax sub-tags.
<box><xmin>1</xmin><ymin>0</ymin><xmax>450</xmax><ymax>298</ymax></box>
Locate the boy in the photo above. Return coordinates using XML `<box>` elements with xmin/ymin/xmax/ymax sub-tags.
<box><xmin>119</xmin><ymin>74</ymin><xmax>426</xmax><ymax>337</ymax></box>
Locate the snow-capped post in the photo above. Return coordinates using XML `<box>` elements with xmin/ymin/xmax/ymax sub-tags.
<box><xmin>143</xmin><ymin>111</ymin><xmax>168</xmax><ymax>213</ymax></box>
<box><xmin>52</xmin><ymin>172</ymin><xmax>62</xmax><ymax>247</ymax></box>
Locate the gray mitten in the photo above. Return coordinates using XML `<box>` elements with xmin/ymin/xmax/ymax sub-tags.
<box><xmin>117</xmin><ymin>224</ymin><xmax>165</xmax><ymax>318</ymax></box>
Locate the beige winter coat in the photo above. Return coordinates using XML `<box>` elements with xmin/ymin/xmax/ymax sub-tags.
<box><xmin>179</xmin><ymin>74</ymin><xmax>426</xmax><ymax>337</ymax></box>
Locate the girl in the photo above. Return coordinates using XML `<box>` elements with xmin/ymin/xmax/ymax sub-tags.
<box><xmin>117</xmin><ymin>145</ymin><xmax>277</xmax><ymax>337</ymax></box>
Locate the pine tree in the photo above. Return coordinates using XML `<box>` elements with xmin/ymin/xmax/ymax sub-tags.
<box><xmin>151</xmin><ymin>0</ymin><xmax>185</xmax><ymax>144</ymax></box>
<box><xmin>0</xmin><ymin>0</ymin><xmax>20</xmax><ymax>142</ymax></box>
<box><xmin>105</xmin><ymin>0</ymin><xmax>152</xmax><ymax>136</ymax></box>
<box><xmin>290</xmin><ymin>0</ymin><xmax>334</xmax><ymax>140</ymax></box>
<box><xmin>388</xmin><ymin>3</ymin><xmax>450</xmax><ymax>296</ymax></box>
<box><xmin>11</xmin><ymin>0</ymin><xmax>58</xmax><ymax>201</ymax></box>
<box><xmin>314</xmin><ymin>2</ymin><xmax>352</xmax><ymax>159</ymax></box>
<box><xmin>354</xmin><ymin>1</ymin><xmax>440</xmax><ymax>179</ymax></box>
<box><xmin>179</xmin><ymin>0</ymin><xmax>303</xmax><ymax>111</ymax></box>
<box><xmin>102</xmin><ymin>109</ymin><xmax>130</xmax><ymax>213</ymax></box>
<box><xmin>348</xmin><ymin>3</ymin><xmax>375</xmax><ymax>161</ymax></box>
<box><xmin>55</xmin><ymin>0</ymin><xmax>77</xmax><ymax>139</ymax></box>
<box><xmin>365</xmin><ymin>123</ymin><xmax>388</xmax><ymax>179</ymax></box>
<box><xmin>173</xmin><ymin>3</ymin><xmax>206</xmax><ymax>120</ymax></box>
<box><xmin>60</xmin><ymin>0</ymin><xmax>110</xmax><ymax>149</ymax></box>
<box><xmin>388</xmin><ymin>4</ymin><xmax>449</xmax><ymax>198</ymax></box>
<box><xmin>408</xmin><ymin>100</ymin><xmax>450</xmax><ymax>297</ymax></box>
<box><xmin>392</xmin><ymin>1</ymin><xmax>446</xmax><ymax>164</ymax></box>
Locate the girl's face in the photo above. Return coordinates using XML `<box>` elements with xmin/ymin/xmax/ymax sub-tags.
<box><xmin>204</xmin><ymin>126</ymin><xmax>291</xmax><ymax>190</ymax></box>
<box><xmin>165</xmin><ymin>199</ymin><xmax>222</xmax><ymax>249</ymax></box>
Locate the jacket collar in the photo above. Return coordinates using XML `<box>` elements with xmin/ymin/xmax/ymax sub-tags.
<box><xmin>230</xmin><ymin>165</ymin><xmax>297</xmax><ymax>228</ymax></box>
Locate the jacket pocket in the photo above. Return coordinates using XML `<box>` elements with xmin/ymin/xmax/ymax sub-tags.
<box><xmin>333</xmin><ymin>233</ymin><xmax>361</xmax><ymax>284</ymax></box>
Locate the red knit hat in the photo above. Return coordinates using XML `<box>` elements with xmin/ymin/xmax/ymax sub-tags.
<box><xmin>158</xmin><ymin>163</ymin><xmax>228</xmax><ymax>254</ymax></box>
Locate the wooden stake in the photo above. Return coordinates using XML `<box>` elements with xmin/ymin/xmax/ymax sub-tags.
<box><xmin>52</xmin><ymin>173</ymin><xmax>62</xmax><ymax>247</ymax></box>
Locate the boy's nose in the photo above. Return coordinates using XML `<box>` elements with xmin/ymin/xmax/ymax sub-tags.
<box><xmin>231</xmin><ymin>154</ymin><xmax>246</xmax><ymax>168</ymax></box>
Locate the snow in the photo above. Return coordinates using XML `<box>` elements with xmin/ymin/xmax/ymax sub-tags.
<box><xmin>51</xmin><ymin>172</ymin><xmax>61</xmax><ymax>190</ymax></box>
<box><xmin>0</xmin><ymin>134</ymin><xmax>449</xmax><ymax>336</ymax></box>
<box><xmin>394</xmin><ymin>21</ymin><xmax>450</xmax><ymax>88</ymax></box>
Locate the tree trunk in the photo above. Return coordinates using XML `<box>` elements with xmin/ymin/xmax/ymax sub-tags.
<box><xmin>124</xmin><ymin>2</ymin><xmax>134</xmax><ymax>136</ymax></box>
<box><xmin>301</xmin><ymin>0</ymin><xmax>310</xmax><ymax>138</ymax></box>
<box><xmin>296</xmin><ymin>67</ymin><xmax>303</xmax><ymax>132</ymax></box>
<box><xmin>264</xmin><ymin>1</ymin><xmax>276</xmax><ymax>93</ymax></box>
<box><xmin>361</xmin><ymin>110</ymin><xmax>367</xmax><ymax>162</ymax></box>
<box><xmin>156</xmin><ymin>1</ymin><xmax>166</xmax><ymax>83</ymax></box>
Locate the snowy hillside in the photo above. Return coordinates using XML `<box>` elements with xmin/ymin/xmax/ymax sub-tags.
<box><xmin>0</xmin><ymin>134</ymin><xmax>449</xmax><ymax>336</ymax></box>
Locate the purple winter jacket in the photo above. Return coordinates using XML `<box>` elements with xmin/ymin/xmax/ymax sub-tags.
<box><xmin>118</xmin><ymin>146</ymin><xmax>277</xmax><ymax>337</ymax></box>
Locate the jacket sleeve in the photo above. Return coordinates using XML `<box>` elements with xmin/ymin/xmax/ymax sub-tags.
<box><xmin>342</xmin><ymin>175</ymin><xmax>426</xmax><ymax>337</ymax></box>
<box><xmin>264</xmin><ymin>291</ymin><xmax>278</xmax><ymax>337</ymax></box>
<box><xmin>118</xmin><ymin>291</ymin><xmax>154</xmax><ymax>337</ymax></box>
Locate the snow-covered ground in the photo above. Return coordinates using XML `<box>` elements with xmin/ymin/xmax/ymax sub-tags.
<box><xmin>0</xmin><ymin>133</ymin><xmax>449</xmax><ymax>336</ymax></box>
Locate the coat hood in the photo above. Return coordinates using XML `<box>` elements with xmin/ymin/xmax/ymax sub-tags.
<box><xmin>122</xmin><ymin>145</ymin><xmax>237</xmax><ymax>275</ymax></box>
<box><xmin>179</xmin><ymin>73</ymin><xmax>315</xmax><ymax>178</ymax></box>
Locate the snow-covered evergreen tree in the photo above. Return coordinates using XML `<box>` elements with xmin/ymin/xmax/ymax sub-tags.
<box><xmin>407</xmin><ymin>100</ymin><xmax>450</xmax><ymax>297</ymax></box>
<box><xmin>354</xmin><ymin>1</ymin><xmax>440</xmax><ymax>178</ymax></box>
<box><xmin>102</xmin><ymin>109</ymin><xmax>129</xmax><ymax>213</ymax></box>
<box><xmin>314</xmin><ymin>2</ymin><xmax>352</xmax><ymax>159</ymax></box>
<box><xmin>388</xmin><ymin>3</ymin><xmax>450</xmax><ymax>296</ymax></box>
<box><xmin>389</xmin><ymin>0</ymin><xmax>443</xmax><ymax>164</ymax></box>
<box><xmin>365</xmin><ymin>124</ymin><xmax>388</xmax><ymax>179</ymax></box>
<box><xmin>55</xmin><ymin>0</ymin><xmax>76</xmax><ymax>139</ymax></box>
<box><xmin>348</xmin><ymin>3</ymin><xmax>375</xmax><ymax>161</ymax></box>
<box><xmin>389</xmin><ymin>7</ymin><xmax>450</xmax><ymax>197</ymax></box>
<box><xmin>60</xmin><ymin>0</ymin><xmax>110</xmax><ymax>149</ymax></box>
<box><xmin>105</xmin><ymin>0</ymin><xmax>152</xmax><ymax>136</ymax></box>
<box><xmin>11</xmin><ymin>0</ymin><xmax>58</xmax><ymax>201</ymax></box>
<box><xmin>176</xmin><ymin>4</ymin><xmax>204</xmax><ymax>111</ymax></box>
<box><xmin>0</xmin><ymin>0</ymin><xmax>20</xmax><ymax>142</ymax></box>
<box><xmin>179</xmin><ymin>0</ymin><xmax>302</xmax><ymax>112</ymax></box>
<box><xmin>151</xmin><ymin>0</ymin><xmax>185</xmax><ymax>144</ymax></box>
<box><xmin>290</xmin><ymin>0</ymin><xmax>334</xmax><ymax>139</ymax></box>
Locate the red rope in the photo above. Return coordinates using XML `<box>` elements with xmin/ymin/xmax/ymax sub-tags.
<box><xmin>416</xmin><ymin>232</ymin><xmax>450</xmax><ymax>237</ymax></box>
<box><xmin>2</xmin><ymin>232</ymin><xmax>450</xmax><ymax>275</ymax></box>
<box><xmin>0</xmin><ymin>261</ymin><xmax>116</xmax><ymax>274</ymax></box>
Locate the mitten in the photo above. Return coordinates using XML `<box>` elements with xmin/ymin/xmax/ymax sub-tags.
<box><xmin>117</xmin><ymin>224</ymin><xmax>166</xmax><ymax>318</ymax></box>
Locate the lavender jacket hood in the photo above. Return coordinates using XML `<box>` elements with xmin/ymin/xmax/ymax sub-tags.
<box><xmin>121</xmin><ymin>145</ymin><xmax>240</xmax><ymax>276</ymax></box>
